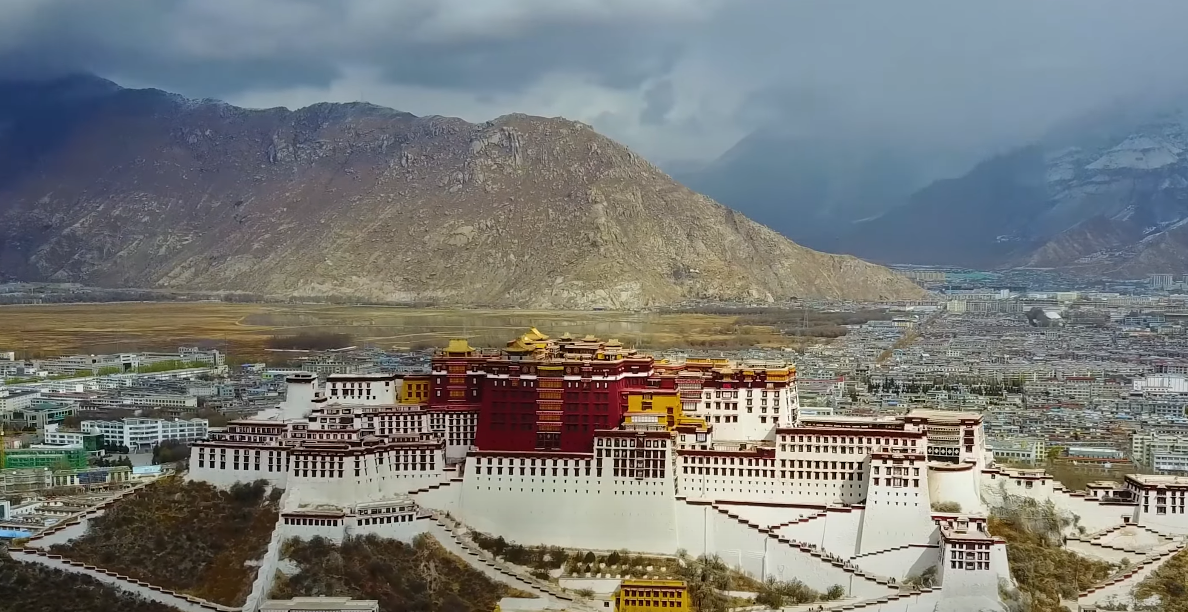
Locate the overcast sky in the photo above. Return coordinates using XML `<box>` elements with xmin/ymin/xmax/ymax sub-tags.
<box><xmin>4</xmin><ymin>0</ymin><xmax>1188</xmax><ymax>164</ymax></box>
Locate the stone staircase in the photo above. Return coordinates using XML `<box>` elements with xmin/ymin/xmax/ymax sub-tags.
<box><xmin>831</xmin><ymin>587</ymin><xmax>940</xmax><ymax>612</ymax></box>
<box><xmin>406</xmin><ymin>476</ymin><xmax>463</xmax><ymax>496</ymax></box>
<box><xmin>850</xmin><ymin>543</ymin><xmax>932</xmax><ymax>561</ymax></box>
<box><xmin>427</xmin><ymin>511</ymin><xmax>577</xmax><ymax>603</ymax></box>
<box><xmin>711</xmin><ymin>504</ymin><xmax>829</xmax><ymax>532</ymax></box>
<box><xmin>713</xmin><ymin>506</ymin><xmax>900</xmax><ymax>591</ymax></box>
<box><xmin>1066</xmin><ymin>523</ymin><xmax>1178</xmax><ymax>556</ymax></box>
<box><xmin>9</xmin><ymin>546</ymin><xmax>236</xmax><ymax>612</ymax></box>
<box><xmin>22</xmin><ymin>482</ymin><xmax>152</xmax><ymax>549</ymax></box>
<box><xmin>1076</xmin><ymin>540</ymin><xmax>1186</xmax><ymax>602</ymax></box>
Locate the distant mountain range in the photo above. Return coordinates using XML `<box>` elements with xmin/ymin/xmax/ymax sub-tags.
<box><xmin>674</xmin><ymin>104</ymin><xmax>1188</xmax><ymax>277</ymax></box>
<box><xmin>0</xmin><ymin>75</ymin><xmax>924</xmax><ymax>308</ymax></box>
<box><xmin>671</xmin><ymin>130</ymin><xmax>946</xmax><ymax>251</ymax></box>
<box><xmin>839</xmin><ymin>110</ymin><xmax>1188</xmax><ymax>275</ymax></box>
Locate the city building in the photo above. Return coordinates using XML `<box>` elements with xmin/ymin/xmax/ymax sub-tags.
<box><xmin>1132</xmin><ymin>432</ymin><xmax>1188</xmax><ymax>474</ymax></box>
<box><xmin>1150</xmin><ymin>274</ymin><xmax>1176</xmax><ymax>291</ymax></box>
<box><xmin>987</xmin><ymin>438</ymin><xmax>1046</xmax><ymax>466</ymax></box>
<box><xmin>81</xmin><ymin>417</ymin><xmax>209</xmax><ymax>450</ymax></box>
<box><xmin>0</xmin><ymin>388</ymin><xmax>41</xmax><ymax>418</ymax></box>
<box><xmin>42</xmin><ymin>425</ymin><xmax>104</xmax><ymax>455</ymax></box>
<box><xmin>2</xmin><ymin>447</ymin><xmax>88</xmax><ymax>470</ymax></box>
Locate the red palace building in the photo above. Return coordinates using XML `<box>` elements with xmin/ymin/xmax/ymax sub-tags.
<box><xmin>430</xmin><ymin>329</ymin><xmax>657</xmax><ymax>453</ymax></box>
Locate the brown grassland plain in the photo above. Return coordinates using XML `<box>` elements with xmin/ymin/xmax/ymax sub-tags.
<box><xmin>0</xmin><ymin>302</ymin><xmax>795</xmax><ymax>360</ymax></box>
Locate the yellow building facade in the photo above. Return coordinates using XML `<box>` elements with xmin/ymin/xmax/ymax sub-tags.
<box><xmin>623</xmin><ymin>390</ymin><xmax>706</xmax><ymax>432</ymax></box>
<box><xmin>613</xmin><ymin>579</ymin><xmax>690</xmax><ymax>612</ymax></box>
<box><xmin>399</xmin><ymin>375</ymin><xmax>431</xmax><ymax>403</ymax></box>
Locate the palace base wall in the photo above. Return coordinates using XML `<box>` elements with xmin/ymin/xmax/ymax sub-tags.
<box><xmin>858</xmin><ymin>492</ymin><xmax>935</xmax><ymax>555</ymax></box>
<box><xmin>852</xmin><ymin>545</ymin><xmax>940</xmax><ymax>582</ymax></box>
<box><xmin>714</xmin><ymin>503</ymin><xmax>819</xmax><ymax>527</ymax></box>
<box><xmin>287</xmin><ymin>471</ymin><xmax>452</xmax><ymax>507</ymax></box>
<box><xmin>928</xmin><ymin>466</ymin><xmax>985</xmax><ymax>515</ymax></box>
<box><xmin>705</xmin><ymin>509</ymin><xmax>892</xmax><ymax>598</ymax></box>
<box><xmin>1136</xmin><ymin>508</ymin><xmax>1188</xmax><ymax>535</ymax></box>
<box><xmin>981</xmin><ymin>474</ymin><xmax>1135</xmax><ymax>534</ymax></box>
<box><xmin>453</xmin><ymin>473</ymin><xmax>679</xmax><ymax>553</ymax></box>
<box><xmin>187</xmin><ymin>462</ymin><xmax>288</xmax><ymax>491</ymax></box>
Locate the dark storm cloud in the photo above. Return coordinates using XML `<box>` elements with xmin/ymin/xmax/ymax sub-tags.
<box><xmin>0</xmin><ymin>0</ymin><xmax>703</xmax><ymax>98</ymax></box>
<box><xmin>639</xmin><ymin>79</ymin><xmax>675</xmax><ymax>126</ymax></box>
<box><xmin>4</xmin><ymin>0</ymin><xmax>1188</xmax><ymax>161</ymax></box>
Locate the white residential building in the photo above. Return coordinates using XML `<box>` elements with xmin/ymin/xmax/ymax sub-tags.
<box><xmin>0</xmin><ymin>388</ymin><xmax>40</xmax><ymax>418</ymax></box>
<box><xmin>1133</xmin><ymin>373</ymin><xmax>1188</xmax><ymax>395</ymax></box>
<box><xmin>81</xmin><ymin>417</ymin><xmax>209</xmax><ymax>449</ymax></box>
<box><xmin>1132</xmin><ymin>432</ymin><xmax>1188</xmax><ymax>474</ymax></box>
<box><xmin>987</xmin><ymin>437</ymin><xmax>1047</xmax><ymax>466</ymax></box>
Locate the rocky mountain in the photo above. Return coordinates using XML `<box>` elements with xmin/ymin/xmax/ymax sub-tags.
<box><xmin>0</xmin><ymin>75</ymin><xmax>924</xmax><ymax>308</ymax></box>
<box><xmin>838</xmin><ymin>110</ymin><xmax>1188</xmax><ymax>275</ymax></box>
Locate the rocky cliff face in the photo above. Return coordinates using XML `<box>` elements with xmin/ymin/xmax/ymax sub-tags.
<box><xmin>839</xmin><ymin>110</ymin><xmax>1188</xmax><ymax>275</ymax></box>
<box><xmin>0</xmin><ymin>75</ymin><xmax>924</xmax><ymax>308</ymax></box>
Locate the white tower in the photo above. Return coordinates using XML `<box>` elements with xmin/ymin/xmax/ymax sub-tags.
<box><xmin>279</xmin><ymin>372</ymin><xmax>318</xmax><ymax>421</ymax></box>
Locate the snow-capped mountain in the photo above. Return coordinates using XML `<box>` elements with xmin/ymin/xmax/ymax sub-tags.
<box><xmin>838</xmin><ymin>110</ymin><xmax>1188</xmax><ymax>275</ymax></box>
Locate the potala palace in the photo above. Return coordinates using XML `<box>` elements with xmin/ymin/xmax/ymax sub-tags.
<box><xmin>189</xmin><ymin>330</ymin><xmax>1188</xmax><ymax>612</ymax></box>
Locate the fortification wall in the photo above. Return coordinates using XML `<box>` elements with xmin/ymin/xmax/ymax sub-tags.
<box><xmin>708</xmin><ymin>511</ymin><xmax>892</xmax><ymax>598</ymax></box>
<box><xmin>277</xmin><ymin>518</ymin><xmax>346</xmax><ymax>543</ymax></box>
<box><xmin>1136</xmin><ymin>508</ymin><xmax>1188</xmax><ymax>535</ymax></box>
<box><xmin>772</xmin><ymin>513</ymin><xmax>827</xmax><ymax>547</ymax></box>
<box><xmin>287</xmin><ymin>469</ymin><xmax>451</xmax><ymax>507</ymax></box>
<box><xmin>412</xmin><ymin>479</ymin><xmax>463</xmax><ymax>514</ymax></box>
<box><xmin>350</xmin><ymin>515</ymin><xmax>431</xmax><ymax>541</ymax></box>
<box><xmin>676</xmin><ymin>502</ymin><xmax>715</xmax><ymax>556</ymax></box>
<box><xmin>980</xmin><ymin>473</ymin><xmax>1135</xmax><ymax>534</ymax></box>
<box><xmin>454</xmin><ymin>468</ymin><xmax>679</xmax><ymax>553</ymax></box>
<box><xmin>243</xmin><ymin>488</ymin><xmax>289</xmax><ymax>612</ymax></box>
<box><xmin>928</xmin><ymin>465</ymin><xmax>984</xmax><ymax>514</ymax></box>
<box><xmin>820</xmin><ymin>507</ymin><xmax>865</xmax><ymax>558</ymax></box>
<box><xmin>714</xmin><ymin>503</ymin><xmax>818</xmax><ymax>527</ymax></box>
<box><xmin>858</xmin><ymin>490</ymin><xmax>934</xmax><ymax>555</ymax></box>
<box><xmin>186</xmin><ymin>460</ymin><xmax>288</xmax><ymax>491</ymax></box>
<box><xmin>853</xmin><ymin>545</ymin><xmax>939</xmax><ymax>582</ymax></box>
<box><xmin>678</xmin><ymin>472</ymin><xmax>867</xmax><ymax>506</ymax></box>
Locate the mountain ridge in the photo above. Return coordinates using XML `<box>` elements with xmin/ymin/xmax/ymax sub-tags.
<box><xmin>837</xmin><ymin>110</ymin><xmax>1188</xmax><ymax>275</ymax></box>
<box><xmin>0</xmin><ymin>75</ymin><xmax>925</xmax><ymax>308</ymax></box>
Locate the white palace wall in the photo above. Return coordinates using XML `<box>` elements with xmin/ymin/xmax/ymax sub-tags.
<box><xmin>980</xmin><ymin>472</ymin><xmax>1137</xmax><ymax>534</ymax></box>
<box><xmin>188</xmin><ymin>452</ymin><xmax>289</xmax><ymax>490</ymax></box>
<box><xmin>851</xmin><ymin>545</ymin><xmax>941</xmax><ymax>582</ymax></box>
<box><xmin>773</xmin><ymin>514</ymin><xmax>828</xmax><ymax>548</ymax></box>
<box><xmin>453</xmin><ymin>456</ymin><xmax>680</xmax><ymax>553</ymax></box>
<box><xmin>713</xmin><ymin>503</ymin><xmax>818</xmax><ymax>527</ymax></box>
<box><xmin>704</xmin><ymin>508</ymin><xmax>893</xmax><ymax>599</ymax></box>
<box><xmin>928</xmin><ymin>465</ymin><xmax>985</xmax><ymax>514</ymax></box>
<box><xmin>859</xmin><ymin>485</ymin><xmax>935</xmax><ymax>555</ymax></box>
<box><xmin>1136</xmin><ymin>505</ymin><xmax>1188</xmax><ymax>535</ymax></box>
<box><xmin>771</xmin><ymin>508</ymin><xmax>865</xmax><ymax>559</ymax></box>
<box><xmin>278</xmin><ymin>514</ymin><xmax>430</xmax><ymax>544</ymax></box>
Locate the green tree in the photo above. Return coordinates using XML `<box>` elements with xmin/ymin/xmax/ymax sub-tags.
<box><xmin>153</xmin><ymin>440</ymin><xmax>191</xmax><ymax>464</ymax></box>
<box><xmin>674</xmin><ymin>552</ymin><xmax>731</xmax><ymax>612</ymax></box>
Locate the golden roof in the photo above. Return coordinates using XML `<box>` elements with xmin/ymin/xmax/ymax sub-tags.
<box><xmin>445</xmin><ymin>338</ymin><xmax>475</xmax><ymax>354</ymax></box>
<box><xmin>505</xmin><ymin>337</ymin><xmax>534</xmax><ymax>353</ymax></box>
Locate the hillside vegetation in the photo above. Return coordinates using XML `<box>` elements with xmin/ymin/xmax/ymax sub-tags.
<box><xmin>271</xmin><ymin>534</ymin><xmax>524</xmax><ymax>612</ymax></box>
<box><xmin>50</xmin><ymin>478</ymin><xmax>280</xmax><ymax>606</ymax></box>
<box><xmin>1135</xmin><ymin>547</ymin><xmax>1188</xmax><ymax>612</ymax></box>
<box><xmin>988</xmin><ymin>495</ymin><xmax>1113</xmax><ymax>612</ymax></box>
<box><xmin>0</xmin><ymin>551</ymin><xmax>178</xmax><ymax>612</ymax></box>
